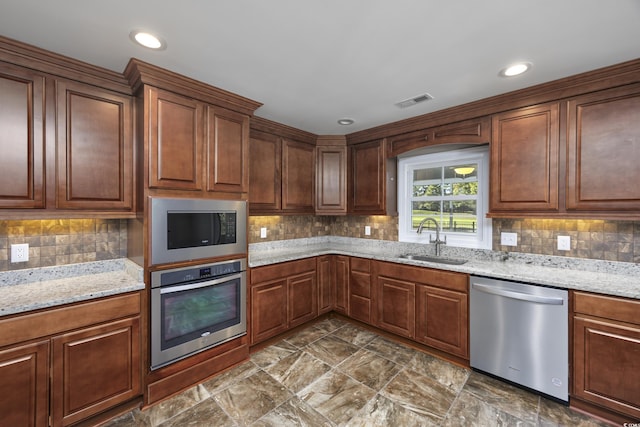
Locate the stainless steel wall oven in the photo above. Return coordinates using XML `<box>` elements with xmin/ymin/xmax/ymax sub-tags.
<box><xmin>150</xmin><ymin>259</ymin><xmax>247</xmax><ymax>370</ymax></box>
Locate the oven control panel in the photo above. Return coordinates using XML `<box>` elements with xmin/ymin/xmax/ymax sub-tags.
<box><xmin>152</xmin><ymin>259</ymin><xmax>247</xmax><ymax>288</ymax></box>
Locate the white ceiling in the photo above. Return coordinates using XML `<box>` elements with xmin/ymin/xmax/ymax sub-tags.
<box><xmin>1</xmin><ymin>0</ymin><xmax>639</xmax><ymax>135</ymax></box>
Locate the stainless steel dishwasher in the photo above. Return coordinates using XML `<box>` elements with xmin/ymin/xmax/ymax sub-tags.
<box><xmin>470</xmin><ymin>276</ymin><xmax>568</xmax><ymax>402</ymax></box>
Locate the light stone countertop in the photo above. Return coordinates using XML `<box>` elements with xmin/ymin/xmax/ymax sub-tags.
<box><xmin>0</xmin><ymin>258</ymin><xmax>145</xmax><ymax>317</ymax></box>
<box><xmin>249</xmin><ymin>236</ymin><xmax>640</xmax><ymax>300</ymax></box>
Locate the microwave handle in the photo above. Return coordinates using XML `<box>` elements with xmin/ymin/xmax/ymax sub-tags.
<box><xmin>212</xmin><ymin>214</ymin><xmax>221</xmax><ymax>244</ymax></box>
<box><xmin>160</xmin><ymin>272</ymin><xmax>244</xmax><ymax>294</ymax></box>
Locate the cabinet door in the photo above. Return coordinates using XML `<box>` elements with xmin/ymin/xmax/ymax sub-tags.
<box><xmin>248</xmin><ymin>133</ymin><xmax>281</xmax><ymax>212</ymax></box>
<box><xmin>334</xmin><ymin>255</ymin><xmax>349</xmax><ymax>314</ymax></box>
<box><xmin>0</xmin><ymin>65</ymin><xmax>45</xmax><ymax>208</ymax></box>
<box><xmin>350</xmin><ymin>258</ymin><xmax>372</xmax><ymax>324</ymax></box>
<box><xmin>416</xmin><ymin>284</ymin><xmax>469</xmax><ymax>359</ymax></box>
<box><xmin>0</xmin><ymin>340</ymin><xmax>49</xmax><ymax>427</ymax></box>
<box><xmin>348</xmin><ymin>140</ymin><xmax>387</xmax><ymax>214</ymax></box>
<box><xmin>316</xmin><ymin>145</ymin><xmax>347</xmax><ymax>214</ymax></box>
<box><xmin>206</xmin><ymin>106</ymin><xmax>249</xmax><ymax>193</ymax></box>
<box><xmin>250</xmin><ymin>279</ymin><xmax>288</xmax><ymax>344</ymax></box>
<box><xmin>573</xmin><ymin>316</ymin><xmax>640</xmax><ymax>419</ymax></box>
<box><xmin>377</xmin><ymin>276</ymin><xmax>415</xmax><ymax>338</ymax></box>
<box><xmin>56</xmin><ymin>80</ymin><xmax>134</xmax><ymax>210</ymax></box>
<box><xmin>288</xmin><ymin>271</ymin><xmax>317</xmax><ymax>328</ymax></box>
<box><xmin>567</xmin><ymin>85</ymin><xmax>640</xmax><ymax>212</ymax></box>
<box><xmin>148</xmin><ymin>87</ymin><xmax>204</xmax><ymax>190</ymax></box>
<box><xmin>317</xmin><ymin>255</ymin><xmax>333</xmax><ymax>315</ymax></box>
<box><xmin>51</xmin><ymin>317</ymin><xmax>141</xmax><ymax>427</ymax></box>
<box><xmin>282</xmin><ymin>139</ymin><xmax>315</xmax><ymax>213</ymax></box>
<box><xmin>490</xmin><ymin>103</ymin><xmax>559</xmax><ymax>212</ymax></box>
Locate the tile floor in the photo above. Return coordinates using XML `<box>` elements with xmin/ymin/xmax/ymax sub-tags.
<box><xmin>106</xmin><ymin>317</ymin><xmax>612</xmax><ymax>426</ymax></box>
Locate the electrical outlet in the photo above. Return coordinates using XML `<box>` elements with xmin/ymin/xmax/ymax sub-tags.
<box><xmin>365</xmin><ymin>226</ymin><xmax>371</xmax><ymax>236</ymax></box>
<box><xmin>11</xmin><ymin>243</ymin><xmax>29</xmax><ymax>263</ymax></box>
<box><xmin>260</xmin><ymin>227</ymin><xmax>267</xmax><ymax>239</ymax></box>
<box><xmin>557</xmin><ymin>235</ymin><xmax>571</xmax><ymax>251</ymax></box>
<box><xmin>500</xmin><ymin>232</ymin><xmax>518</xmax><ymax>246</ymax></box>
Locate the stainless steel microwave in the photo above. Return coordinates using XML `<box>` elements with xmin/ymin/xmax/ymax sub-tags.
<box><xmin>150</xmin><ymin>197</ymin><xmax>247</xmax><ymax>265</ymax></box>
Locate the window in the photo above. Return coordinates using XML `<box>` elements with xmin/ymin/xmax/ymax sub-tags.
<box><xmin>398</xmin><ymin>146</ymin><xmax>492</xmax><ymax>249</ymax></box>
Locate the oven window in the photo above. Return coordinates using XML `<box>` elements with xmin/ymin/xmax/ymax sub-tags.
<box><xmin>160</xmin><ymin>278</ymin><xmax>240</xmax><ymax>350</ymax></box>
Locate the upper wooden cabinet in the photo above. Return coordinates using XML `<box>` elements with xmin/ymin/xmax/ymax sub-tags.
<box><xmin>125</xmin><ymin>58</ymin><xmax>260</xmax><ymax>199</ymax></box>
<box><xmin>0</xmin><ymin>44</ymin><xmax>136</xmax><ymax>217</ymax></box>
<box><xmin>316</xmin><ymin>136</ymin><xmax>347</xmax><ymax>215</ymax></box>
<box><xmin>348</xmin><ymin>139</ymin><xmax>396</xmax><ymax>215</ymax></box>
<box><xmin>490</xmin><ymin>103</ymin><xmax>560</xmax><ymax>213</ymax></box>
<box><xmin>56</xmin><ymin>79</ymin><xmax>134</xmax><ymax>211</ymax></box>
<box><xmin>566</xmin><ymin>84</ymin><xmax>640</xmax><ymax>213</ymax></box>
<box><xmin>147</xmin><ymin>87</ymin><xmax>204</xmax><ymax>191</ymax></box>
<box><xmin>387</xmin><ymin>116</ymin><xmax>491</xmax><ymax>157</ymax></box>
<box><xmin>0</xmin><ymin>64</ymin><xmax>45</xmax><ymax>209</ymax></box>
<box><xmin>248</xmin><ymin>117</ymin><xmax>316</xmax><ymax>214</ymax></box>
<box><xmin>207</xmin><ymin>106</ymin><xmax>250</xmax><ymax>193</ymax></box>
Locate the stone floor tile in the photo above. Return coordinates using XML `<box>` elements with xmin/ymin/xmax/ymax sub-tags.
<box><xmin>347</xmin><ymin>394</ymin><xmax>440</xmax><ymax>427</ymax></box>
<box><xmin>442</xmin><ymin>389</ymin><xmax>535</xmax><ymax>427</ymax></box>
<box><xmin>285</xmin><ymin>326</ymin><xmax>328</xmax><ymax>348</ymax></box>
<box><xmin>304</xmin><ymin>335</ymin><xmax>359</xmax><ymax>366</ymax></box>
<box><xmin>364</xmin><ymin>335</ymin><xmax>418</xmax><ymax>365</ymax></box>
<box><xmin>200</xmin><ymin>360</ymin><xmax>260</xmax><ymax>395</ymax></box>
<box><xmin>298</xmin><ymin>370</ymin><xmax>376</xmax><ymax>425</ymax></box>
<box><xmin>406</xmin><ymin>351</ymin><xmax>469</xmax><ymax>393</ymax></box>
<box><xmin>213</xmin><ymin>370</ymin><xmax>291</xmax><ymax>425</ymax></box>
<box><xmin>538</xmin><ymin>397</ymin><xmax>615</xmax><ymax>427</ymax></box>
<box><xmin>330</xmin><ymin>324</ymin><xmax>378</xmax><ymax>347</ymax></box>
<box><xmin>337</xmin><ymin>348</ymin><xmax>401</xmax><ymax>391</ymax></box>
<box><xmin>251</xmin><ymin>397</ymin><xmax>332</xmax><ymax>427</ymax></box>
<box><xmin>158</xmin><ymin>398</ymin><xmax>234</xmax><ymax>427</ymax></box>
<box><xmin>250</xmin><ymin>340</ymin><xmax>299</xmax><ymax>369</ymax></box>
<box><xmin>265</xmin><ymin>350</ymin><xmax>331</xmax><ymax>393</ymax></box>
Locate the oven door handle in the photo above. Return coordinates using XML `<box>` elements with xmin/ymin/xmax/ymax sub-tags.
<box><xmin>160</xmin><ymin>272</ymin><xmax>244</xmax><ymax>294</ymax></box>
<box><xmin>471</xmin><ymin>283</ymin><xmax>565</xmax><ymax>305</ymax></box>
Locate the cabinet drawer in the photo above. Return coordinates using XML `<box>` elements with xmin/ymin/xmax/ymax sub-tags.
<box><xmin>573</xmin><ymin>292</ymin><xmax>640</xmax><ymax>325</ymax></box>
<box><xmin>350</xmin><ymin>257</ymin><xmax>370</xmax><ymax>273</ymax></box>
<box><xmin>250</xmin><ymin>258</ymin><xmax>316</xmax><ymax>284</ymax></box>
<box><xmin>0</xmin><ymin>292</ymin><xmax>141</xmax><ymax>348</ymax></box>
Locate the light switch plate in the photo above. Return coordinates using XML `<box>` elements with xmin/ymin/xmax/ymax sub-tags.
<box><xmin>11</xmin><ymin>243</ymin><xmax>29</xmax><ymax>263</ymax></box>
<box><xmin>500</xmin><ymin>232</ymin><xmax>518</xmax><ymax>246</ymax></box>
<box><xmin>557</xmin><ymin>235</ymin><xmax>571</xmax><ymax>251</ymax></box>
<box><xmin>365</xmin><ymin>226</ymin><xmax>371</xmax><ymax>236</ymax></box>
<box><xmin>260</xmin><ymin>227</ymin><xmax>267</xmax><ymax>239</ymax></box>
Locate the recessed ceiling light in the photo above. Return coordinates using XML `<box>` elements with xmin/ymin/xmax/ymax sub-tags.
<box><xmin>129</xmin><ymin>30</ymin><xmax>166</xmax><ymax>50</ymax></box>
<box><xmin>337</xmin><ymin>118</ymin><xmax>354</xmax><ymax>125</ymax></box>
<box><xmin>500</xmin><ymin>62</ymin><xmax>532</xmax><ymax>77</ymax></box>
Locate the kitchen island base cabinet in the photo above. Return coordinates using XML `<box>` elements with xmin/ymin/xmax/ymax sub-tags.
<box><xmin>250</xmin><ymin>258</ymin><xmax>317</xmax><ymax>345</ymax></box>
<box><xmin>572</xmin><ymin>291</ymin><xmax>640</xmax><ymax>422</ymax></box>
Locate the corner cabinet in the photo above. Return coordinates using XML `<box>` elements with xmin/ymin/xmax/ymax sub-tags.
<box><xmin>315</xmin><ymin>137</ymin><xmax>347</xmax><ymax>215</ymax></box>
<box><xmin>572</xmin><ymin>291</ymin><xmax>640</xmax><ymax>422</ymax></box>
<box><xmin>490</xmin><ymin>102</ymin><xmax>560</xmax><ymax>213</ymax></box>
<box><xmin>0</xmin><ymin>292</ymin><xmax>142</xmax><ymax>427</ymax></box>
<box><xmin>348</xmin><ymin>139</ymin><xmax>397</xmax><ymax>215</ymax></box>
<box><xmin>566</xmin><ymin>84</ymin><xmax>640</xmax><ymax>213</ymax></box>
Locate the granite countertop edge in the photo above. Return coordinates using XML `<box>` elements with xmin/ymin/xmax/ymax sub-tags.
<box><xmin>249</xmin><ymin>237</ymin><xmax>640</xmax><ymax>300</ymax></box>
<box><xmin>0</xmin><ymin>258</ymin><xmax>145</xmax><ymax>317</ymax></box>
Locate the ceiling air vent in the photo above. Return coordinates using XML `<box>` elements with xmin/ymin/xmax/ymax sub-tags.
<box><xmin>395</xmin><ymin>93</ymin><xmax>434</xmax><ymax>109</ymax></box>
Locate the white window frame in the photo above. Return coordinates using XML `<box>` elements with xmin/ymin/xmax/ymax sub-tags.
<box><xmin>398</xmin><ymin>146</ymin><xmax>492</xmax><ymax>249</ymax></box>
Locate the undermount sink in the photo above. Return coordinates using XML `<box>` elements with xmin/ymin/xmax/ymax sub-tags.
<box><xmin>398</xmin><ymin>254</ymin><xmax>468</xmax><ymax>265</ymax></box>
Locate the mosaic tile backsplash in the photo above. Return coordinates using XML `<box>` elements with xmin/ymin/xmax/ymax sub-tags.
<box><xmin>2</xmin><ymin>216</ymin><xmax>635</xmax><ymax>272</ymax></box>
<box><xmin>0</xmin><ymin>219</ymin><xmax>127</xmax><ymax>271</ymax></box>
<box><xmin>249</xmin><ymin>216</ymin><xmax>640</xmax><ymax>263</ymax></box>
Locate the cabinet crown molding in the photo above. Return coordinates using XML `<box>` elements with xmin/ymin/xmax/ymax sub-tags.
<box><xmin>124</xmin><ymin>58</ymin><xmax>262</xmax><ymax>116</ymax></box>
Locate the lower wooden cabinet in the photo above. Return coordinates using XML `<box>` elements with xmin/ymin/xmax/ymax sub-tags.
<box><xmin>0</xmin><ymin>340</ymin><xmax>49</xmax><ymax>427</ymax></box>
<box><xmin>0</xmin><ymin>292</ymin><xmax>141</xmax><ymax>427</ymax></box>
<box><xmin>250</xmin><ymin>258</ymin><xmax>317</xmax><ymax>345</ymax></box>
<box><xmin>572</xmin><ymin>291</ymin><xmax>640</xmax><ymax>421</ymax></box>
<box><xmin>51</xmin><ymin>317</ymin><xmax>141</xmax><ymax>426</ymax></box>
<box><xmin>334</xmin><ymin>255</ymin><xmax>349</xmax><ymax>315</ymax></box>
<box><xmin>317</xmin><ymin>255</ymin><xmax>333</xmax><ymax>315</ymax></box>
<box><xmin>374</xmin><ymin>260</ymin><xmax>469</xmax><ymax>360</ymax></box>
<box><xmin>349</xmin><ymin>258</ymin><xmax>373</xmax><ymax>324</ymax></box>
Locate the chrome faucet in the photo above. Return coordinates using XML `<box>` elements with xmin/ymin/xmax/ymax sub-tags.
<box><xmin>417</xmin><ymin>217</ymin><xmax>446</xmax><ymax>256</ymax></box>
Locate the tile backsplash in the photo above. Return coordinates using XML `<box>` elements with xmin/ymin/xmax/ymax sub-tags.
<box><xmin>250</xmin><ymin>216</ymin><xmax>639</xmax><ymax>263</ymax></box>
<box><xmin>0</xmin><ymin>219</ymin><xmax>127</xmax><ymax>271</ymax></box>
<box><xmin>3</xmin><ymin>216</ymin><xmax>634</xmax><ymax>272</ymax></box>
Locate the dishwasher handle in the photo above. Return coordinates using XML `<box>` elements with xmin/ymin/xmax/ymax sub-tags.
<box><xmin>471</xmin><ymin>282</ymin><xmax>565</xmax><ymax>305</ymax></box>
